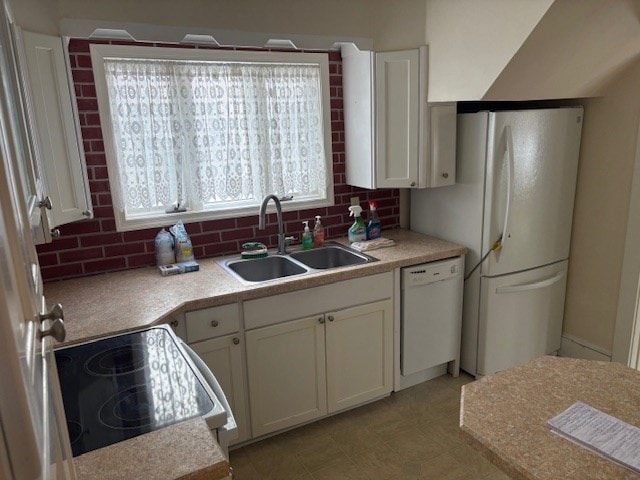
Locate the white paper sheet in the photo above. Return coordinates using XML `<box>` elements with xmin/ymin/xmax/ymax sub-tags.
<box><xmin>547</xmin><ymin>401</ymin><xmax>640</xmax><ymax>474</ymax></box>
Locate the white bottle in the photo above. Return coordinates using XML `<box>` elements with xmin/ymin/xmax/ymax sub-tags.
<box><xmin>155</xmin><ymin>228</ymin><xmax>175</xmax><ymax>266</ymax></box>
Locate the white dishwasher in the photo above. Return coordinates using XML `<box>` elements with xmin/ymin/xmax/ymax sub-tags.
<box><xmin>401</xmin><ymin>256</ymin><xmax>464</xmax><ymax>377</ymax></box>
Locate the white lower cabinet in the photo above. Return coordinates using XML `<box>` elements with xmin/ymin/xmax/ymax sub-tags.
<box><xmin>245</xmin><ymin>298</ymin><xmax>393</xmax><ymax>437</ymax></box>
<box><xmin>246</xmin><ymin>316</ymin><xmax>327</xmax><ymax>437</ymax></box>
<box><xmin>326</xmin><ymin>300</ymin><xmax>393</xmax><ymax>413</ymax></box>
<box><xmin>190</xmin><ymin>333</ymin><xmax>249</xmax><ymax>444</ymax></box>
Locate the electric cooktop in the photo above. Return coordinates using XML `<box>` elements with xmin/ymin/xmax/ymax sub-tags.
<box><xmin>55</xmin><ymin>326</ymin><xmax>215</xmax><ymax>457</ymax></box>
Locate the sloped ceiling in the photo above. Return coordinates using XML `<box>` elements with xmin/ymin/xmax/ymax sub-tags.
<box><xmin>484</xmin><ymin>0</ymin><xmax>640</xmax><ymax>100</ymax></box>
<box><xmin>425</xmin><ymin>0</ymin><xmax>554</xmax><ymax>102</ymax></box>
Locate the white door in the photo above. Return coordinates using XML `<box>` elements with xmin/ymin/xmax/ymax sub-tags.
<box><xmin>0</xmin><ymin>1</ymin><xmax>74</xmax><ymax>475</ymax></box>
<box><xmin>190</xmin><ymin>334</ymin><xmax>249</xmax><ymax>444</ymax></box>
<box><xmin>17</xmin><ymin>29</ymin><xmax>92</xmax><ymax>227</ymax></box>
<box><xmin>375</xmin><ymin>48</ymin><xmax>420</xmax><ymax>188</ymax></box>
<box><xmin>482</xmin><ymin>108</ymin><xmax>583</xmax><ymax>276</ymax></box>
<box><xmin>325</xmin><ymin>300</ymin><xmax>393</xmax><ymax>413</ymax></box>
<box><xmin>245</xmin><ymin>316</ymin><xmax>327</xmax><ymax>437</ymax></box>
<box><xmin>477</xmin><ymin>260</ymin><xmax>568</xmax><ymax>376</ymax></box>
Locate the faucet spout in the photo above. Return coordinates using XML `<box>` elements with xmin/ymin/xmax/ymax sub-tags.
<box><xmin>258</xmin><ymin>194</ymin><xmax>288</xmax><ymax>254</ymax></box>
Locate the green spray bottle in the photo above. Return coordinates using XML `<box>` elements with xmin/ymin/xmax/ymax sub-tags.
<box><xmin>348</xmin><ymin>205</ymin><xmax>366</xmax><ymax>243</ymax></box>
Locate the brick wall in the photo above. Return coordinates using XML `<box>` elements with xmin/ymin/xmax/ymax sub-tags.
<box><xmin>36</xmin><ymin>39</ymin><xmax>400</xmax><ymax>282</ymax></box>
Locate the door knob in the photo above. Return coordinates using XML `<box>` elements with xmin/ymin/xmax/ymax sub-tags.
<box><xmin>39</xmin><ymin>303</ymin><xmax>63</xmax><ymax>323</ymax></box>
<box><xmin>39</xmin><ymin>318</ymin><xmax>66</xmax><ymax>343</ymax></box>
<box><xmin>38</xmin><ymin>196</ymin><xmax>52</xmax><ymax>210</ymax></box>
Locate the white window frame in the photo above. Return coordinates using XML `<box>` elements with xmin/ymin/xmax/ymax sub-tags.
<box><xmin>91</xmin><ymin>44</ymin><xmax>334</xmax><ymax>232</ymax></box>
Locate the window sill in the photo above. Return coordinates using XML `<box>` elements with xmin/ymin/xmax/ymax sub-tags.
<box><xmin>113</xmin><ymin>197</ymin><xmax>335</xmax><ymax>232</ymax></box>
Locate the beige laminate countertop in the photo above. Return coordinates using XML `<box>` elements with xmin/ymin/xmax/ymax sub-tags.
<box><xmin>47</xmin><ymin>228</ymin><xmax>465</xmax><ymax>480</ymax></box>
<box><xmin>74</xmin><ymin>418</ymin><xmax>230</xmax><ymax>480</ymax></box>
<box><xmin>45</xmin><ymin>229</ymin><xmax>466</xmax><ymax>346</ymax></box>
<box><xmin>460</xmin><ymin>356</ymin><xmax>640</xmax><ymax>480</ymax></box>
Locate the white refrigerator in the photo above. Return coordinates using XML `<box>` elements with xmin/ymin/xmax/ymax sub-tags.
<box><xmin>411</xmin><ymin>107</ymin><xmax>583</xmax><ymax>377</ymax></box>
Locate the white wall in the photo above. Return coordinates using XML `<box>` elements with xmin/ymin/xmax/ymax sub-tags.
<box><xmin>57</xmin><ymin>0</ymin><xmax>427</xmax><ymax>50</ymax></box>
<box><xmin>563</xmin><ymin>58</ymin><xmax>640</xmax><ymax>354</ymax></box>
<box><xmin>425</xmin><ymin>0</ymin><xmax>552</xmax><ymax>101</ymax></box>
<box><xmin>485</xmin><ymin>0</ymin><xmax>640</xmax><ymax>100</ymax></box>
<box><xmin>9</xmin><ymin>0</ymin><xmax>59</xmax><ymax>34</ymax></box>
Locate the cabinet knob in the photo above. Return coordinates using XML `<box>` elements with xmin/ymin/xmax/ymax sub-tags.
<box><xmin>82</xmin><ymin>210</ymin><xmax>92</xmax><ymax>217</ymax></box>
<box><xmin>232</xmin><ymin>337</ymin><xmax>240</xmax><ymax>345</ymax></box>
<box><xmin>328</xmin><ymin>315</ymin><xmax>335</xmax><ymax>322</ymax></box>
<box><xmin>39</xmin><ymin>318</ymin><xmax>66</xmax><ymax>343</ymax></box>
<box><xmin>211</xmin><ymin>320</ymin><xmax>219</xmax><ymax>328</ymax></box>
<box><xmin>39</xmin><ymin>196</ymin><xmax>53</xmax><ymax>210</ymax></box>
<box><xmin>410</xmin><ymin>181</ymin><xmax>416</xmax><ymax>187</ymax></box>
<box><xmin>50</xmin><ymin>228</ymin><xmax>61</xmax><ymax>238</ymax></box>
<box><xmin>442</xmin><ymin>172</ymin><xmax>449</xmax><ymax>179</ymax></box>
<box><xmin>170</xmin><ymin>320</ymin><xmax>179</xmax><ymax>328</ymax></box>
<box><xmin>39</xmin><ymin>303</ymin><xmax>64</xmax><ymax>323</ymax></box>
<box><xmin>318</xmin><ymin>317</ymin><xmax>325</xmax><ymax>324</ymax></box>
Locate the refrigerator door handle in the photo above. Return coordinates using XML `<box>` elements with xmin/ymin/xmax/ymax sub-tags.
<box><xmin>495</xmin><ymin>271</ymin><xmax>565</xmax><ymax>294</ymax></box>
<box><xmin>501</xmin><ymin>125</ymin><xmax>515</xmax><ymax>250</ymax></box>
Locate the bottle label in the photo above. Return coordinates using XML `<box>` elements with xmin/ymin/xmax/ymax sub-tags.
<box><xmin>367</xmin><ymin>226</ymin><xmax>381</xmax><ymax>240</ymax></box>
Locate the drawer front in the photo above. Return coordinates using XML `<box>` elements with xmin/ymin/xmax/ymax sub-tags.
<box><xmin>244</xmin><ymin>272</ymin><xmax>393</xmax><ymax>330</ymax></box>
<box><xmin>186</xmin><ymin>303</ymin><xmax>240</xmax><ymax>343</ymax></box>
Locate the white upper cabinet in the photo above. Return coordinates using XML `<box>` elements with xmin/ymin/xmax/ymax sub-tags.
<box><xmin>375</xmin><ymin>49</ymin><xmax>420</xmax><ymax>188</ymax></box>
<box><xmin>16</xmin><ymin>29</ymin><xmax>92</xmax><ymax>231</ymax></box>
<box><xmin>343</xmin><ymin>44</ymin><xmax>456</xmax><ymax>189</ymax></box>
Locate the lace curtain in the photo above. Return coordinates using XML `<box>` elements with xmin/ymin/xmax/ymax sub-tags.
<box><xmin>103</xmin><ymin>58</ymin><xmax>328</xmax><ymax>213</ymax></box>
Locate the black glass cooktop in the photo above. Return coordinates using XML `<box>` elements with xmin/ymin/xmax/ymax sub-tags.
<box><xmin>55</xmin><ymin>326</ymin><xmax>215</xmax><ymax>457</ymax></box>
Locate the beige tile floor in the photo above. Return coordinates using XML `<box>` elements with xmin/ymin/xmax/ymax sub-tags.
<box><xmin>229</xmin><ymin>373</ymin><xmax>513</xmax><ymax>480</ymax></box>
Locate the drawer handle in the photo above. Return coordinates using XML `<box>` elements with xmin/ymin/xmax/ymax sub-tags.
<box><xmin>328</xmin><ymin>315</ymin><xmax>335</xmax><ymax>322</ymax></box>
<box><xmin>233</xmin><ymin>337</ymin><xmax>240</xmax><ymax>345</ymax></box>
<box><xmin>211</xmin><ymin>320</ymin><xmax>219</xmax><ymax>328</ymax></box>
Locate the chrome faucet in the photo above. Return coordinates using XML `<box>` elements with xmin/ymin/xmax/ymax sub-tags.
<box><xmin>258</xmin><ymin>194</ymin><xmax>294</xmax><ymax>255</ymax></box>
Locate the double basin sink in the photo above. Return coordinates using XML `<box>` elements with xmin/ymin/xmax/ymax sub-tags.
<box><xmin>219</xmin><ymin>243</ymin><xmax>377</xmax><ymax>284</ymax></box>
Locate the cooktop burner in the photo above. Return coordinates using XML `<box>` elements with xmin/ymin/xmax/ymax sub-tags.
<box><xmin>55</xmin><ymin>326</ymin><xmax>215</xmax><ymax>457</ymax></box>
<box><xmin>84</xmin><ymin>344</ymin><xmax>148</xmax><ymax>376</ymax></box>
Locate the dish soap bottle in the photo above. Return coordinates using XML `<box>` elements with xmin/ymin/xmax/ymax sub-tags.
<box><xmin>301</xmin><ymin>220</ymin><xmax>313</xmax><ymax>250</ymax></box>
<box><xmin>313</xmin><ymin>215</ymin><xmax>325</xmax><ymax>248</ymax></box>
<box><xmin>348</xmin><ymin>206</ymin><xmax>366</xmax><ymax>243</ymax></box>
<box><xmin>366</xmin><ymin>201</ymin><xmax>381</xmax><ymax>240</ymax></box>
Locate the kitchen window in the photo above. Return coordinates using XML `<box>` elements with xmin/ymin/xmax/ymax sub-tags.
<box><xmin>91</xmin><ymin>45</ymin><xmax>333</xmax><ymax>231</ymax></box>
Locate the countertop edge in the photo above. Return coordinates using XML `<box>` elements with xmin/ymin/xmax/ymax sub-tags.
<box><xmin>49</xmin><ymin>229</ymin><xmax>467</xmax><ymax>346</ymax></box>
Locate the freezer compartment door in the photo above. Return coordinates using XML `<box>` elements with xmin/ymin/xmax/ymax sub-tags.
<box><xmin>482</xmin><ymin>108</ymin><xmax>583</xmax><ymax>276</ymax></box>
<box><xmin>477</xmin><ymin>260</ymin><xmax>568</xmax><ymax>376</ymax></box>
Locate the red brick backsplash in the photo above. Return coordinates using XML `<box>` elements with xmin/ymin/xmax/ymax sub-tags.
<box><xmin>37</xmin><ymin>39</ymin><xmax>400</xmax><ymax>282</ymax></box>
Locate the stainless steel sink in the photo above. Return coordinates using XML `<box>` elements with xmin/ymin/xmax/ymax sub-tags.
<box><xmin>289</xmin><ymin>245</ymin><xmax>371</xmax><ymax>269</ymax></box>
<box><xmin>223</xmin><ymin>255</ymin><xmax>308</xmax><ymax>283</ymax></box>
<box><xmin>218</xmin><ymin>242</ymin><xmax>377</xmax><ymax>284</ymax></box>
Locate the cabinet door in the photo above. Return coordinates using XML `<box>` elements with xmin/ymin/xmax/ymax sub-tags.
<box><xmin>246</xmin><ymin>316</ymin><xmax>327</xmax><ymax>437</ymax></box>
<box><xmin>375</xmin><ymin>49</ymin><xmax>420</xmax><ymax>188</ymax></box>
<box><xmin>190</xmin><ymin>334</ymin><xmax>249</xmax><ymax>444</ymax></box>
<box><xmin>18</xmin><ymin>29</ymin><xmax>92</xmax><ymax>227</ymax></box>
<box><xmin>427</xmin><ymin>103</ymin><xmax>456</xmax><ymax>188</ymax></box>
<box><xmin>326</xmin><ymin>299</ymin><xmax>393</xmax><ymax>413</ymax></box>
